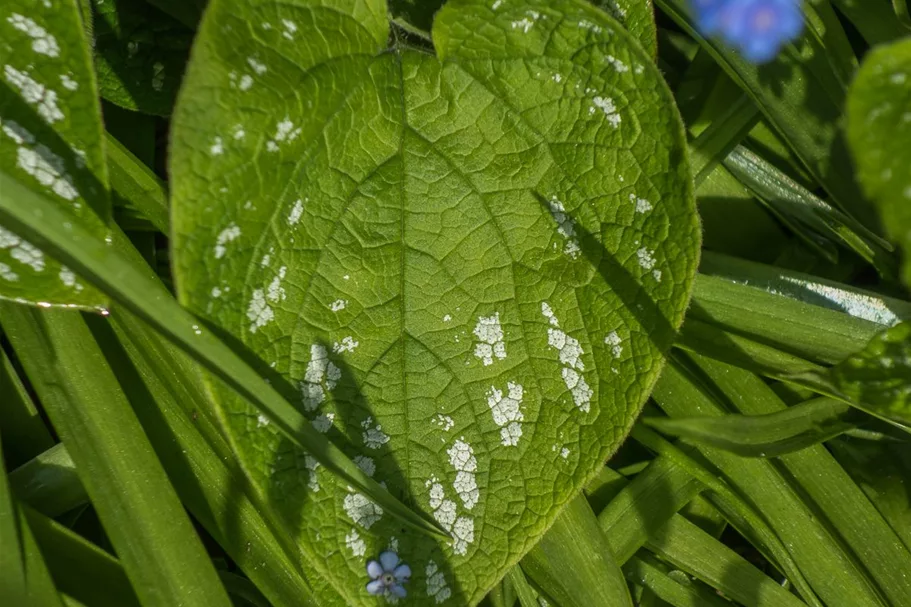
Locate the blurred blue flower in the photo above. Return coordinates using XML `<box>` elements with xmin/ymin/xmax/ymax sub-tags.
<box><xmin>366</xmin><ymin>551</ymin><xmax>411</xmax><ymax>599</ymax></box>
<box><xmin>691</xmin><ymin>0</ymin><xmax>804</xmax><ymax>63</ymax></box>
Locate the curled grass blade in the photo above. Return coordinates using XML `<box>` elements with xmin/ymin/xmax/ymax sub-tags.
<box><xmin>643</xmin><ymin>397</ymin><xmax>857</xmax><ymax>457</ymax></box>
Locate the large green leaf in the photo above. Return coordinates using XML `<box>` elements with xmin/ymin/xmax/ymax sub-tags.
<box><xmin>169</xmin><ymin>0</ymin><xmax>699</xmax><ymax>604</ymax></box>
<box><xmin>593</xmin><ymin>0</ymin><xmax>656</xmax><ymax>58</ymax></box>
<box><xmin>90</xmin><ymin>0</ymin><xmax>194</xmax><ymax>116</ymax></box>
<box><xmin>846</xmin><ymin>37</ymin><xmax>911</xmax><ymax>288</ymax></box>
<box><xmin>0</xmin><ymin>0</ymin><xmax>108</xmax><ymax>308</ymax></box>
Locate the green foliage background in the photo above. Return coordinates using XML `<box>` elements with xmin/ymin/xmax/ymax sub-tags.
<box><xmin>2</xmin><ymin>1</ymin><xmax>911</xmax><ymax>606</ymax></box>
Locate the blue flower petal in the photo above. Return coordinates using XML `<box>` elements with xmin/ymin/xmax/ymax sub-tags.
<box><xmin>743</xmin><ymin>36</ymin><xmax>780</xmax><ymax>62</ymax></box>
<box><xmin>390</xmin><ymin>583</ymin><xmax>408</xmax><ymax>599</ymax></box>
<box><xmin>393</xmin><ymin>564</ymin><xmax>412</xmax><ymax>581</ymax></box>
<box><xmin>366</xmin><ymin>560</ymin><xmax>384</xmax><ymax>579</ymax></box>
<box><xmin>692</xmin><ymin>0</ymin><xmax>729</xmax><ymax>33</ymax></box>
<box><xmin>379</xmin><ymin>551</ymin><xmax>400</xmax><ymax>572</ymax></box>
<box><xmin>691</xmin><ymin>0</ymin><xmax>804</xmax><ymax>64</ymax></box>
<box><xmin>366</xmin><ymin>580</ymin><xmax>385</xmax><ymax>596</ymax></box>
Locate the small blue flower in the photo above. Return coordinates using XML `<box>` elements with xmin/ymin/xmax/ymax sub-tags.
<box><xmin>691</xmin><ymin>0</ymin><xmax>804</xmax><ymax>63</ymax></box>
<box><xmin>366</xmin><ymin>551</ymin><xmax>411</xmax><ymax>599</ymax></box>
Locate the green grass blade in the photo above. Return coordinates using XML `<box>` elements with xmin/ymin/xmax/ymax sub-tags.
<box><xmin>653</xmin><ymin>357</ymin><xmax>889</xmax><ymax>606</ymax></box>
<box><xmin>700</xmin><ymin>252</ymin><xmax>911</xmax><ymax>326</ymax></box>
<box><xmin>0</xmin><ymin>430</ymin><xmax>65</xmax><ymax>607</ymax></box>
<box><xmin>0</xmin><ymin>348</ymin><xmax>55</xmax><ymax>468</ymax></box>
<box><xmin>96</xmin><ymin>309</ymin><xmax>323</xmax><ymax>607</ymax></box>
<box><xmin>585</xmin><ymin>462</ymin><xmax>811</xmax><ymax>606</ymax></box>
<box><xmin>677</xmin><ymin>317</ymin><xmax>827</xmax><ymax>378</ymax></box>
<box><xmin>644</xmin><ymin>514</ymin><xmax>808</xmax><ymax>607</ymax></box>
<box><xmin>8</xmin><ymin>443</ymin><xmax>88</xmax><ymax>518</ymax></box>
<box><xmin>624</xmin><ymin>553</ymin><xmax>730</xmax><ymax>607</ymax></box>
<box><xmin>723</xmin><ymin>146</ymin><xmax>896</xmax><ymax>274</ymax></box>
<box><xmin>522</xmin><ymin>495</ymin><xmax>634</xmax><ymax>607</ymax></box>
<box><xmin>656</xmin><ymin>0</ymin><xmax>877</xmax><ymax>230</ymax></box>
<box><xmin>596</xmin><ymin>456</ymin><xmax>702</xmax><ymax>563</ymax></box>
<box><xmin>0</xmin><ymin>304</ymin><xmax>232</xmax><ymax>607</ymax></box>
<box><xmin>0</xmin><ymin>167</ymin><xmax>447</xmax><ymax>541</ymax></box>
<box><xmin>831</xmin><ymin>0</ymin><xmax>910</xmax><ymax>44</ymax></box>
<box><xmin>691</xmin><ymin>267</ymin><xmax>894</xmax><ymax>365</ymax></box>
<box><xmin>688</xmin><ymin>94</ymin><xmax>759</xmax><ymax>186</ymax></box>
<box><xmin>629</xmin><ymin>424</ymin><xmax>822</xmax><ymax>605</ymax></box>
<box><xmin>643</xmin><ymin>397</ymin><xmax>856</xmax><ymax>457</ymax></box>
<box><xmin>105</xmin><ymin>133</ymin><xmax>169</xmax><ymax>234</ymax></box>
<box><xmin>24</xmin><ymin>506</ymin><xmax>141</xmax><ymax>607</ymax></box>
<box><xmin>1</xmin><ymin>430</ymin><xmax>28</xmax><ymax>604</ymax></box>
<box><xmin>506</xmin><ymin>567</ymin><xmax>540</xmax><ymax>607</ymax></box>
<box><xmin>829</xmin><ymin>438</ymin><xmax>911</xmax><ymax>552</ymax></box>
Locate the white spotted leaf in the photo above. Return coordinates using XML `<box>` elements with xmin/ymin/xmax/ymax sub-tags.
<box><xmin>0</xmin><ymin>0</ymin><xmax>109</xmax><ymax>308</ymax></box>
<box><xmin>593</xmin><ymin>0</ymin><xmax>656</xmax><ymax>58</ymax></box>
<box><xmin>846</xmin><ymin>37</ymin><xmax>911</xmax><ymax>289</ymax></box>
<box><xmin>169</xmin><ymin>0</ymin><xmax>699</xmax><ymax>604</ymax></box>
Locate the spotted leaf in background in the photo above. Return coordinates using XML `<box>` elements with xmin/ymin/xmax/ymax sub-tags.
<box><xmin>0</xmin><ymin>0</ymin><xmax>109</xmax><ymax>309</ymax></box>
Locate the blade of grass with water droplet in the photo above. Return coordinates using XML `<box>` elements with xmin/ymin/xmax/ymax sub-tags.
<box><xmin>645</xmin><ymin>513</ymin><xmax>808</xmax><ymax>607</ymax></box>
<box><xmin>624</xmin><ymin>553</ymin><xmax>731</xmax><ymax>607</ymax></box>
